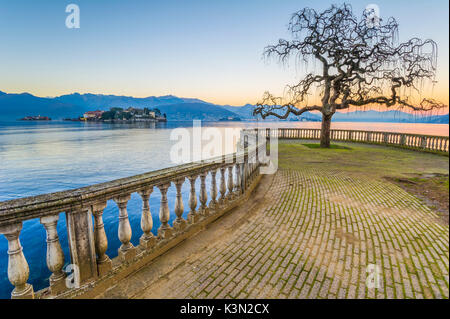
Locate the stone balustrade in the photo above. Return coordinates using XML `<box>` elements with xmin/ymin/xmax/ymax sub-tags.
<box><xmin>244</xmin><ymin>128</ymin><xmax>449</xmax><ymax>154</ymax></box>
<box><xmin>0</xmin><ymin>143</ymin><xmax>264</xmax><ymax>299</ymax></box>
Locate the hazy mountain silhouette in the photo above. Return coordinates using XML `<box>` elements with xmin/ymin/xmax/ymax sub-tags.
<box><xmin>0</xmin><ymin>90</ymin><xmax>448</xmax><ymax>123</ymax></box>
<box><xmin>221</xmin><ymin>104</ymin><xmax>322</xmax><ymax>121</ymax></box>
<box><xmin>332</xmin><ymin>110</ymin><xmax>449</xmax><ymax>123</ymax></box>
<box><xmin>158</xmin><ymin>103</ymin><xmax>238</xmax><ymax>120</ymax></box>
<box><xmin>54</xmin><ymin>93</ymin><xmax>207</xmax><ymax>110</ymax></box>
<box><xmin>0</xmin><ymin>92</ymin><xmax>82</xmax><ymax>119</ymax></box>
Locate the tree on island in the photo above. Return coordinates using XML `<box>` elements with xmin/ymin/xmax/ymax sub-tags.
<box><xmin>153</xmin><ymin>108</ymin><xmax>162</xmax><ymax>116</ymax></box>
<box><xmin>253</xmin><ymin>4</ymin><xmax>445</xmax><ymax>147</ymax></box>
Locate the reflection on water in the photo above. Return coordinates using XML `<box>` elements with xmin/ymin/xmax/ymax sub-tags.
<box><xmin>0</xmin><ymin>120</ymin><xmax>448</xmax><ymax>298</ymax></box>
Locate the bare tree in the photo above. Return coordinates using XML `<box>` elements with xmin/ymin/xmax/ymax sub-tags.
<box><xmin>253</xmin><ymin>4</ymin><xmax>445</xmax><ymax>147</ymax></box>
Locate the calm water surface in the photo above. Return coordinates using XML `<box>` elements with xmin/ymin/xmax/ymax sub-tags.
<box><xmin>0</xmin><ymin>120</ymin><xmax>448</xmax><ymax>298</ymax></box>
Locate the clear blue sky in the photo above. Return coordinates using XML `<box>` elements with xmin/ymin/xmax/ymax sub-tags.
<box><xmin>0</xmin><ymin>0</ymin><xmax>448</xmax><ymax>105</ymax></box>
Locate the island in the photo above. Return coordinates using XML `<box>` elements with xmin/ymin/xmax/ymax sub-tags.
<box><xmin>19</xmin><ymin>115</ymin><xmax>51</xmax><ymax>121</ymax></box>
<box><xmin>219</xmin><ymin>116</ymin><xmax>241</xmax><ymax>121</ymax></box>
<box><xmin>65</xmin><ymin>107</ymin><xmax>167</xmax><ymax>123</ymax></box>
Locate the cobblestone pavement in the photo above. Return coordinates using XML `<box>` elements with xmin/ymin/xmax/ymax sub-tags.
<box><xmin>135</xmin><ymin>167</ymin><xmax>449</xmax><ymax>299</ymax></box>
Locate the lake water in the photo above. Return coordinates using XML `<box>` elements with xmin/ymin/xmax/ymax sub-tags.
<box><xmin>0</xmin><ymin>120</ymin><xmax>448</xmax><ymax>298</ymax></box>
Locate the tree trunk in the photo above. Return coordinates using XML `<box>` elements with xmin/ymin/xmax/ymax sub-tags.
<box><xmin>320</xmin><ymin>113</ymin><xmax>332</xmax><ymax>148</ymax></box>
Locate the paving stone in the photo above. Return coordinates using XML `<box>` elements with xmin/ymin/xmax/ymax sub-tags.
<box><xmin>132</xmin><ymin>166</ymin><xmax>449</xmax><ymax>299</ymax></box>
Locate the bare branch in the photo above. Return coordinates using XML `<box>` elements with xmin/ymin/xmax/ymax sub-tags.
<box><xmin>253</xmin><ymin>92</ymin><xmax>322</xmax><ymax>119</ymax></box>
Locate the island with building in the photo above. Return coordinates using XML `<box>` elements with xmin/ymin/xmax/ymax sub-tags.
<box><xmin>65</xmin><ymin>107</ymin><xmax>167</xmax><ymax>123</ymax></box>
<box><xmin>19</xmin><ymin>115</ymin><xmax>51</xmax><ymax>121</ymax></box>
<box><xmin>219</xmin><ymin>116</ymin><xmax>241</xmax><ymax>121</ymax></box>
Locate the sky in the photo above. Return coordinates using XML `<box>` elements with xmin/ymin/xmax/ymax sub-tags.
<box><xmin>0</xmin><ymin>0</ymin><xmax>448</xmax><ymax>107</ymax></box>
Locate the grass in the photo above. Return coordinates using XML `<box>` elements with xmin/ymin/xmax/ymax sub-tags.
<box><xmin>277</xmin><ymin>140</ymin><xmax>449</xmax><ymax>222</ymax></box>
<box><xmin>278</xmin><ymin>140</ymin><xmax>449</xmax><ymax>180</ymax></box>
<box><xmin>392</xmin><ymin>174</ymin><xmax>449</xmax><ymax>220</ymax></box>
<box><xmin>409</xmin><ymin>176</ymin><xmax>449</xmax><ymax>189</ymax></box>
<box><xmin>302</xmin><ymin>143</ymin><xmax>352</xmax><ymax>150</ymax></box>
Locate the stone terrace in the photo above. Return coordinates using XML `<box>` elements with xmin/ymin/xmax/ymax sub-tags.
<box><xmin>96</xmin><ymin>141</ymin><xmax>449</xmax><ymax>299</ymax></box>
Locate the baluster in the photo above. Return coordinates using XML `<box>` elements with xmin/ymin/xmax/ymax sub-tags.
<box><xmin>91</xmin><ymin>202</ymin><xmax>112</xmax><ymax>276</ymax></box>
<box><xmin>157</xmin><ymin>183</ymin><xmax>173</xmax><ymax>239</ymax></box>
<box><xmin>421</xmin><ymin>136</ymin><xmax>427</xmax><ymax>149</ymax></box>
<box><xmin>227</xmin><ymin>165</ymin><xmax>234</xmax><ymax>200</ymax></box>
<box><xmin>247</xmin><ymin>161</ymin><xmax>251</xmax><ymax>188</ymax></box>
<box><xmin>219</xmin><ymin>167</ymin><xmax>227</xmax><ymax>205</ymax></box>
<box><xmin>234</xmin><ymin>162</ymin><xmax>241</xmax><ymax>195</ymax></box>
<box><xmin>187</xmin><ymin>175</ymin><xmax>199</xmax><ymax>223</ymax></box>
<box><xmin>114</xmin><ymin>194</ymin><xmax>136</xmax><ymax>261</ymax></box>
<box><xmin>245</xmin><ymin>161</ymin><xmax>250</xmax><ymax>187</ymax></box>
<box><xmin>0</xmin><ymin>223</ymin><xmax>34</xmax><ymax>299</ymax></box>
<box><xmin>209</xmin><ymin>169</ymin><xmax>218</xmax><ymax>210</ymax></box>
<box><xmin>199</xmin><ymin>172</ymin><xmax>209</xmax><ymax>216</ymax></box>
<box><xmin>241</xmin><ymin>162</ymin><xmax>246</xmax><ymax>192</ymax></box>
<box><xmin>173</xmin><ymin>178</ymin><xmax>187</xmax><ymax>231</ymax></box>
<box><xmin>138</xmin><ymin>188</ymin><xmax>156</xmax><ymax>249</ymax></box>
<box><xmin>40</xmin><ymin>214</ymin><xmax>66</xmax><ymax>294</ymax></box>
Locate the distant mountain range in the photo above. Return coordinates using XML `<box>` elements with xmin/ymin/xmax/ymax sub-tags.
<box><xmin>331</xmin><ymin>110</ymin><xmax>449</xmax><ymax>124</ymax></box>
<box><xmin>0</xmin><ymin>90</ymin><xmax>448</xmax><ymax>124</ymax></box>
<box><xmin>220</xmin><ymin>104</ymin><xmax>322</xmax><ymax>122</ymax></box>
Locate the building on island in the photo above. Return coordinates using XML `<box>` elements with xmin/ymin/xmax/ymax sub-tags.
<box><xmin>83</xmin><ymin>110</ymin><xmax>104</xmax><ymax>120</ymax></box>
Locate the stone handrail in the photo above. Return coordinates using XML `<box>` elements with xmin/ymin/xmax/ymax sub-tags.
<box><xmin>244</xmin><ymin>128</ymin><xmax>449</xmax><ymax>153</ymax></box>
<box><xmin>0</xmin><ymin>143</ymin><xmax>265</xmax><ymax>299</ymax></box>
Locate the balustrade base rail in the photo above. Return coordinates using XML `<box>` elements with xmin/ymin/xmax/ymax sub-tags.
<box><xmin>244</xmin><ymin>128</ymin><xmax>449</xmax><ymax>154</ymax></box>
